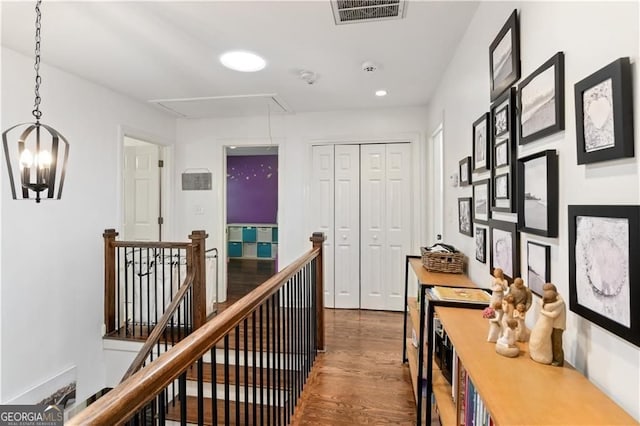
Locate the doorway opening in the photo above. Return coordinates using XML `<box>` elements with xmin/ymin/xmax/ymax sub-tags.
<box><xmin>223</xmin><ymin>145</ymin><xmax>279</xmax><ymax>308</ymax></box>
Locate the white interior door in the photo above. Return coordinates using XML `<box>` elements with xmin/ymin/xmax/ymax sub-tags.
<box><xmin>361</xmin><ymin>143</ymin><xmax>411</xmax><ymax>311</ymax></box>
<box><xmin>124</xmin><ymin>143</ymin><xmax>160</xmax><ymax>241</ymax></box>
<box><xmin>333</xmin><ymin>145</ymin><xmax>360</xmax><ymax>309</ymax></box>
<box><xmin>311</xmin><ymin>145</ymin><xmax>335</xmax><ymax>308</ymax></box>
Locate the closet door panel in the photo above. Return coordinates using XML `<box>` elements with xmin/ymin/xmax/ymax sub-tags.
<box><xmin>312</xmin><ymin>145</ymin><xmax>335</xmax><ymax>308</ymax></box>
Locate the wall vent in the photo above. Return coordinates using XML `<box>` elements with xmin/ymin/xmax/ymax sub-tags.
<box><xmin>331</xmin><ymin>0</ymin><xmax>407</xmax><ymax>25</ymax></box>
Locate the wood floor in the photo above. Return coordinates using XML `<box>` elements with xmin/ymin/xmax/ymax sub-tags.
<box><xmin>220</xmin><ymin>258</ymin><xmax>276</xmax><ymax>309</ymax></box>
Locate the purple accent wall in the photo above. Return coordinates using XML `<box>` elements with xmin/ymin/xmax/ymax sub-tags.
<box><xmin>227</xmin><ymin>155</ymin><xmax>278</xmax><ymax>224</ymax></box>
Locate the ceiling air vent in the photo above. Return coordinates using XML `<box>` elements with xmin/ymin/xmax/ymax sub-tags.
<box><xmin>331</xmin><ymin>0</ymin><xmax>407</xmax><ymax>25</ymax></box>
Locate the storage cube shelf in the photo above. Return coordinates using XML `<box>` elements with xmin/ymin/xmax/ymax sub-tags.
<box><xmin>227</xmin><ymin>224</ymin><xmax>278</xmax><ymax>259</ymax></box>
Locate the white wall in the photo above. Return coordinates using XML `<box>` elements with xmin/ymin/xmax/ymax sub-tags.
<box><xmin>0</xmin><ymin>47</ymin><xmax>175</xmax><ymax>403</ymax></box>
<box><xmin>424</xmin><ymin>1</ymin><xmax>639</xmax><ymax>420</ymax></box>
<box><xmin>175</xmin><ymin>107</ymin><xmax>429</xmax><ymax>299</ymax></box>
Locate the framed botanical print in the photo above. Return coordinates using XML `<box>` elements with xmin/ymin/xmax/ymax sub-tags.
<box><xmin>475</xmin><ymin>227</ymin><xmax>487</xmax><ymax>263</ymax></box>
<box><xmin>472</xmin><ymin>179</ymin><xmax>490</xmax><ymax>225</ymax></box>
<box><xmin>489</xmin><ymin>9</ymin><xmax>521</xmax><ymax>101</ymax></box>
<box><xmin>459</xmin><ymin>156</ymin><xmax>472</xmax><ymax>186</ymax></box>
<box><xmin>568</xmin><ymin>205</ymin><xmax>640</xmax><ymax>347</ymax></box>
<box><xmin>517</xmin><ymin>150</ymin><xmax>559</xmax><ymax>237</ymax></box>
<box><xmin>518</xmin><ymin>52</ymin><xmax>565</xmax><ymax>144</ymax></box>
<box><xmin>472</xmin><ymin>113</ymin><xmax>490</xmax><ymax>172</ymax></box>
<box><xmin>489</xmin><ymin>219</ymin><xmax>520</xmax><ymax>283</ymax></box>
<box><xmin>574</xmin><ymin>57</ymin><xmax>634</xmax><ymax>164</ymax></box>
<box><xmin>527</xmin><ymin>241</ymin><xmax>550</xmax><ymax>297</ymax></box>
<box><xmin>458</xmin><ymin>197</ymin><xmax>473</xmax><ymax>237</ymax></box>
<box><xmin>490</xmin><ymin>87</ymin><xmax>517</xmax><ymax>213</ymax></box>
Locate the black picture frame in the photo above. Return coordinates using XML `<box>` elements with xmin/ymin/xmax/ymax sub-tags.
<box><xmin>575</xmin><ymin>57</ymin><xmax>634</xmax><ymax>165</ymax></box>
<box><xmin>472</xmin><ymin>113</ymin><xmax>490</xmax><ymax>172</ymax></box>
<box><xmin>459</xmin><ymin>156</ymin><xmax>472</xmax><ymax>186</ymax></box>
<box><xmin>458</xmin><ymin>197</ymin><xmax>473</xmax><ymax>237</ymax></box>
<box><xmin>517</xmin><ymin>150</ymin><xmax>559</xmax><ymax>237</ymax></box>
<box><xmin>489</xmin><ymin>9</ymin><xmax>521</xmax><ymax>101</ymax></box>
<box><xmin>526</xmin><ymin>241</ymin><xmax>550</xmax><ymax>297</ymax></box>
<box><xmin>494</xmin><ymin>104</ymin><xmax>509</xmax><ymax>137</ymax></box>
<box><xmin>568</xmin><ymin>205</ymin><xmax>640</xmax><ymax>347</ymax></box>
<box><xmin>489</xmin><ymin>219</ymin><xmax>520</xmax><ymax>283</ymax></box>
<box><xmin>518</xmin><ymin>52</ymin><xmax>565</xmax><ymax>144</ymax></box>
<box><xmin>490</xmin><ymin>87</ymin><xmax>517</xmax><ymax>213</ymax></box>
<box><xmin>472</xmin><ymin>179</ymin><xmax>491</xmax><ymax>225</ymax></box>
<box><xmin>494</xmin><ymin>173</ymin><xmax>509</xmax><ymax>200</ymax></box>
<box><xmin>494</xmin><ymin>140</ymin><xmax>509</xmax><ymax>167</ymax></box>
<box><xmin>475</xmin><ymin>227</ymin><xmax>487</xmax><ymax>263</ymax></box>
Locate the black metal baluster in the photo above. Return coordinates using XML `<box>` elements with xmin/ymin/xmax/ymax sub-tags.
<box><xmin>170</xmin><ymin>249</ymin><xmax>175</xmax><ymax>343</ymax></box>
<box><xmin>146</xmin><ymin>247</ymin><xmax>151</xmax><ymax>336</ymax></box>
<box><xmin>130</xmin><ymin>248</ymin><xmax>135</xmax><ymax>337</ymax></box>
<box><xmin>224</xmin><ymin>335</ymin><xmax>230</xmax><ymax>426</ymax></box>
<box><xmin>212</xmin><ymin>347</ymin><xmax>218</xmax><ymax>424</ymax></box>
<box><xmin>116</xmin><ymin>247</ymin><xmax>120</xmax><ymax>333</ymax></box>
<box><xmin>235</xmin><ymin>325</ymin><xmax>240</xmax><ymax>424</ymax></box>
<box><xmin>158</xmin><ymin>389</ymin><xmax>166</xmax><ymax>424</ymax></box>
<box><xmin>154</xmin><ymin>248</ymin><xmax>158</xmax><ymax>328</ymax></box>
<box><xmin>266</xmin><ymin>299</ymin><xmax>271</xmax><ymax>426</ymax></box>
<box><xmin>276</xmin><ymin>290</ymin><xmax>282</xmax><ymax>425</ymax></box>
<box><xmin>271</xmin><ymin>294</ymin><xmax>276</xmax><ymax>424</ymax></box>
<box><xmin>288</xmin><ymin>278</ymin><xmax>294</xmax><ymax>419</ymax></box>
<box><xmin>252</xmin><ymin>310</ymin><xmax>257</xmax><ymax>425</ymax></box>
<box><xmin>138</xmin><ymin>248</ymin><xmax>143</xmax><ymax>337</ymax></box>
<box><xmin>198</xmin><ymin>357</ymin><xmax>204</xmax><ymax>426</ymax></box>
<box><xmin>244</xmin><ymin>318</ymin><xmax>249</xmax><ymax>426</ymax></box>
<box><xmin>177</xmin><ymin>252</ymin><xmax>182</xmax><ymax>341</ymax></box>
<box><xmin>179</xmin><ymin>372</ymin><xmax>187</xmax><ymax>426</ymax></box>
<box><xmin>296</xmin><ymin>271</ymin><xmax>302</xmax><ymax>402</ymax></box>
<box><xmin>259</xmin><ymin>304</ymin><xmax>264</xmax><ymax>426</ymax></box>
<box><xmin>285</xmin><ymin>280</ymin><xmax>291</xmax><ymax>421</ymax></box>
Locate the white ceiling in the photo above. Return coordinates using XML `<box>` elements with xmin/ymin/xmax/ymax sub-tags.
<box><xmin>1</xmin><ymin>1</ymin><xmax>479</xmax><ymax>118</ymax></box>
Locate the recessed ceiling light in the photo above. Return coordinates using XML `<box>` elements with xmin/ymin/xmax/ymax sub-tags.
<box><xmin>375</xmin><ymin>89</ymin><xmax>388</xmax><ymax>97</ymax></box>
<box><xmin>229</xmin><ymin>146</ymin><xmax>237</xmax><ymax>149</ymax></box>
<box><xmin>220</xmin><ymin>51</ymin><xmax>266</xmax><ymax>72</ymax></box>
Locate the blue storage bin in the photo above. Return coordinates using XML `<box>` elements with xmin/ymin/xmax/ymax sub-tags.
<box><xmin>272</xmin><ymin>227</ymin><xmax>278</xmax><ymax>243</ymax></box>
<box><xmin>257</xmin><ymin>242</ymin><xmax>272</xmax><ymax>258</ymax></box>
<box><xmin>228</xmin><ymin>241</ymin><xmax>242</xmax><ymax>257</ymax></box>
<box><xmin>242</xmin><ymin>227</ymin><xmax>257</xmax><ymax>242</ymax></box>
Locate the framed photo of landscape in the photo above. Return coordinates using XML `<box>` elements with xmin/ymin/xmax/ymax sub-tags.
<box><xmin>491</xmin><ymin>87</ymin><xmax>517</xmax><ymax>213</ymax></box>
<box><xmin>568</xmin><ymin>205</ymin><xmax>640</xmax><ymax>347</ymax></box>
<box><xmin>473</xmin><ymin>179</ymin><xmax>490</xmax><ymax>225</ymax></box>
<box><xmin>458</xmin><ymin>197</ymin><xmax>473</xmax><ymax>237</ymax></box>
<box><xmin>517</xmin><ymin>150</ymin><xmax>559</xmax><ymax>237</ymax></box>
<box><xmin>518</xmin><ymin>52</ymin><xmax>565</xmax><ymax>145</ymax></box>
<box><xmin>489</xmin><ymin>9</ymin><xmax>521</xmax><ymax>101</ymax></box>
<box><xmin>575</xmin><ymin>57</ymin><xmax>634</xmax><ymax>165</ymax></box>
<box><xmin>489</xmin><ymin>219</ymin><xmax>520</xmax><ymax>283</ymax></box>
<box><xmin>459</xmin><ymin>156</ymin><xmax>472</xmax><ymax>186</ymax></box>
<box><xmin>527</xmin><ymin>241</ymin><xmax>550</xmax><ymax>297</ymax></box>
<box><xmin>472</xmin><ymin>113</ymin><xmax>490</xmax><ymax>171</ymax></box>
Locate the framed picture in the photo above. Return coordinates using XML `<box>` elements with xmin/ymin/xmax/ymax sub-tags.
<box><xmin>568</xmin><ymin>205</ymin><xmax>640</xmax><ymax>347</ymax></box>
<box><xmin>517</xmin><ymin>150</ymin><xmax>559</xmax><ymax>237</ymax></box>
<box><xmin>494</xmin><ymin>141</ymin><xmax>509</xmax><ymax>167</ymax></box>
<box><xmin>459</xmin><ymin>156</ymin><xmax>472</xmax><ymax>186</ymax></box>
<box><xmin>490</xmin><ymin>87</ymin><xmax>516</xmax><ymax>213</ymax></box>
<box><xmin>489</xmin><ymin>219</ymin><xmax>520</xmax><ymax>283</ymax></box>
<box><xmin>489</xmin><ymin>9</ymin><xmax>521</xmax><ymax>101</ymax></box>
<box><xmin>472</xmin><ymin>113</ymin><xmax>490</xmax><ymax>172</ymax></box>
<box><xmin>472</xmin><ymin>179</ymin><xmax>490</xmax><ymax>225</ymax></box>
<box><xmin>494</xmin><ymin>173</ymin><xmax>509</xmax><ymax>200</ymax></box>
<box><xmin>518</xmin><ymin>52</ymin><xmax>565</xmax><ymax>145</ymax></box>
<box><xmin>575</xmin><ymin>57</ymin><xmax>634</xmax><ymax>165</ymax></box>
<box><xmin>527</xmin><ymin>241</ymin><xmax>550</xmax><ymax>297</ymax></box>
<box><xmin>475</xmin><ymin>227</ymin><xmax>487</xmax><ymax>263</ymax></box>
<box><xmin>458</xmin><ymin>197</ymin><xmax>473</xmax><ymax>237</ymax></box>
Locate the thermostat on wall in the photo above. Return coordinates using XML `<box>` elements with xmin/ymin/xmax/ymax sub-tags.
<box><xmin>182</xmin><ymin>172</ymin><xmax>212</xmax><ymax>190</ymax></box>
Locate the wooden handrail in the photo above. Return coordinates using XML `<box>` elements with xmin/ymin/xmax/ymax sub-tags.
<box><xmin>120</xmin><ymin>270</ymin><xmax>195</xmax><ymax>382</ymax></box>
<box><xmin>68</xmin><ymin>246</ymin><xmax>321</xmax><ymax>425</ymax></box>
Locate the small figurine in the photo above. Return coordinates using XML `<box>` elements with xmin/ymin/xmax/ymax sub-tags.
<box><xmin>513</xmin><ymin>303</ymin><xmax>530</xmax><ymax>342</ymax></box>
<box><xmin>508</xmin><ymin>277</ymin><xmax>532</xmax><ymax>313</ymax></box>
<box><xmin>501</xmin><ymin>294</ymin><xmax>516</xmax><ymax>333</ymax></box>
<box><xmin>490</xmin><ymin>268</ymin><xmax>508</xmax><ymax>307</ymax></box>
<box><xmin>529</xmin><ymin>284</ymin><xmax>565</xmax><ymax>365</ymax></box>
<box><xmin>485</xmin><ymin>301</ymin><xmax>503</xmax><ymax>343</ymax></box>
<box><xmin>495</xmin><ymin>318</ymin><xmax>519</xmax><ymax>357</ymax></box>
<box><xmin>543</xmin><ymin>283</ymin><xmax>566</xmax><ymax>366</ymax></box>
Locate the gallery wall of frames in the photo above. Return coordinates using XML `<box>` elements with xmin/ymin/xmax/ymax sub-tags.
<box><xmin>432</xmin><ymin>2</ymin><xmax>639</xmax><ymax>420</ymax></box>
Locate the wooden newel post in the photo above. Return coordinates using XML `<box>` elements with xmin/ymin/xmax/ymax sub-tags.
<box><xmin>310</xmin><ymin>232</ymin><xmax>326</xmax><ymax>351</ymax></box>
<box><xmin>189</xmin><ymin>230</ymin><xmax>208</xmax><ymax>330</ymax></box>
<box><xmin>103</xmin><ymin>229</ymin><xmax>119</xmax><ymax>335</ymax></box>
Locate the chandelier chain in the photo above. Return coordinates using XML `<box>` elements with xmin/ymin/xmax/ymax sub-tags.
<box><xmin>32</xmin><ymin>0</ymin><xmax>42</xmax><ymax>121</ymax></box>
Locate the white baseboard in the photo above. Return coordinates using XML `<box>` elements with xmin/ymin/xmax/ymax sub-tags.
<box><xmin>4</xmin><ymin>365</ymin><xmax>76</xmax><ymax>404</ymax></box>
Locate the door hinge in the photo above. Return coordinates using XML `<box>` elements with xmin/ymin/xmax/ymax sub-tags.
<box><xmin>158</xmin><ymin>160</ymin><xmax>164</xmax><ymax>168</ymax></box>
<box><xmin>158</xmin><ymin>217</ymin><xmax>164</xmax><ymax>225</ymax></box>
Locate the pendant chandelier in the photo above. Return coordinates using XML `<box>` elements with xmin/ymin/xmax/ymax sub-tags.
<box><xmin>2</xmin><ymin>0</ymin><xmax>69</xmax><ymax>203</ymax></box>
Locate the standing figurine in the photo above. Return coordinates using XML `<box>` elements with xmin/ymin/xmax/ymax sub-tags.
<box><xmin>542</xmin><ymin>283</ymin><xmax>566</xmax><ymax>366</ymax></box>
<box><xmin>508</xmin><ymin>277</ymin><xmax>532</xmax><ymax>313</ymax></box>
<box><xmin>490</xmin><ymin>268</ymin><xmax>508</xmax><ymax>307</ymax></box>
<box><xmin>485</xmin><ymin>301</ymin><xmax>503</xmax><ymax>343</ymax></box>
<box><xmin>513</xmin><ymin>303</ymin><xmax>530</xmax><ymax>342</ymax></box>
<box><xmin>495</xmin><ymin>318</ymin><xmax>519</xmax><ymax>357</ymax></box>
<box><xmin>529</xmin><ymin>286</ymin><xmax>560</xmax><ymax>364</ymax></box>
<box><xmin>501</xmin><ymin>294</ymin><xmax>516</xmax><ymax>333</ymax></box>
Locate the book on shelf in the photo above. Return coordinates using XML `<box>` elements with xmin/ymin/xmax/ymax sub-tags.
<box><xmin>430</xmin><ymin>286</ymin><xmax>491</xmax><ymax>304</ymax></box>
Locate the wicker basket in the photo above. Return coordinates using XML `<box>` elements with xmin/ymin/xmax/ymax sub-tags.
<box><xmin>420</xmin><ymin>247</ymin><xmax>465</xmax><ymax>274</ymax></box>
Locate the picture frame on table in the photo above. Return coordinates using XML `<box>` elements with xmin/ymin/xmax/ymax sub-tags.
<box><xmin>459</xmin><ymin>156</ymin><xmax>472</xmax><ymax>186</ymax></box>
<box><xmin>568</xmin><ymin>205</ymin><xmax>640</xmax><ymax>347</ymax></box>
<box><xmin>475</xmin><ymin>227</ymin><xmax>487</xmax><ymax>263</ymax></box>
<box><xmin>526</xmin><ymin>241</ymin><xmax>550</xmax><ymax>297</ymax></box>
<box><xmin>472</xmin><ymin>113</ymin><xmax>490</xmax><ymax>172</ymax></box>
<box><xmin>491</xmin><ymin>87</ymin><xmax>517</xmax><ymax>213</ymax></box>
<box><xmin>574</xmin><ymin>57</ymin><xmax>634</xmax><ymax>165</ymax></box>
<box><xmin>518</xmin><ymin>52</ymin><xmax>565</xmax><ymax>145</ymax></box>
<box><xmin>517</xmin><ymin>150</ymin><xmax>559</xmax><ymax>237</ymax></box>
<box><xmin>458</xmin><ymin>197</ymin><xmax>473</xmax><ymax>237</ymax></box>
<box><xmin>473</xmin><ymin>179</ymin><xmax>490</xmax><ymax>225</ymax></box>
<box><xmin>489</xmin><ymin>219</ymin><xmax>520</xmax><ymax>283</ymax></box>
<box><xmin>489</xmin><ymin>9</ymin><xmax>521</xmax><ymax>101</ymax></box>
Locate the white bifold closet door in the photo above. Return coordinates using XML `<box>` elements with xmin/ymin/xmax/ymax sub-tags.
<box><xmin>311</xmin><ymin>143</ymin><xmax>410</xmax><ymax>311</ymax></box>
<box><xmin>360</xmin><ymin>144</ymin><xmax>411</xmax><ymax>311</ymax></box>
